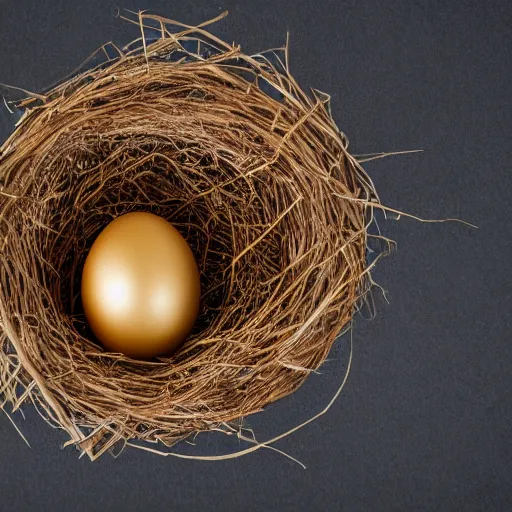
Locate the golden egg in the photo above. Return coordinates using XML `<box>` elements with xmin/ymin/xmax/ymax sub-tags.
<box><xmin>81</xmin><ymin>212</ymin><xmax>200</xmax><ymax>359</ymax></box>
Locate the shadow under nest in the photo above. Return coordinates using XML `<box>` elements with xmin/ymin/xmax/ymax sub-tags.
<box><xmin>0</xmin><ymin>15</ymin><xmax>378</xmax><ymax>459</ymax></box>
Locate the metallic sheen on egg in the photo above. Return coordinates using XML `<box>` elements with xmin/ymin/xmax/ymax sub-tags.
<box><xmin>81</xmin><ymin>212</ymin><xmax>200</xmax><ymax>359</ymax></box>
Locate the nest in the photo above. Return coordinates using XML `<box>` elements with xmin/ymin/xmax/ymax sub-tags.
<box><xmin>0</xmin><ymin>13</ymin><xmax>381</xmax><ymax>459</ymax></box>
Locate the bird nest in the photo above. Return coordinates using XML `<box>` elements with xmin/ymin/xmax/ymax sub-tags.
<box><xmin>0</xmin><ymin>13</ymin><xmax>382</xmax><ymax>460</ymax></box>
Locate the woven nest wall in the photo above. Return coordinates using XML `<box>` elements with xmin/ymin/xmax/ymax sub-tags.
<box><xmin>0</xmin><ymin>13</ymin><xmax>383</xmax><ymax>460</ymax></box>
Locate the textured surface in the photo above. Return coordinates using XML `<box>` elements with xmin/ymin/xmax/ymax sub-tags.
<box><xmin>0</xmin><ymin>0</ymin><xmax>510</xmax><ymax>511</ymax></box>
<box><xmin>0</xmin><ymin>14</ymin><xmax>371</xmax><ymax>456</ymax></box>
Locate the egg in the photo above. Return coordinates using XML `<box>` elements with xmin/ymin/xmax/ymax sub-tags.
<box><xmin>81</xmin><ymin>212</ymin><xmax>200</xmax><ymax>359</ymax></box>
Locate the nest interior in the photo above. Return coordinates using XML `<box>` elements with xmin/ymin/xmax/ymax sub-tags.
<box><xmin>0</xmin><ymin>14</ymin><xmax>379</xmax><ymax>459</ymax></box>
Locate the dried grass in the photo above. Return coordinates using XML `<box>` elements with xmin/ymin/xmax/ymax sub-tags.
<box><xmin>0</xmin><ymin>12</ymin><xmax>386</xmax><ymax>460</ymax></box>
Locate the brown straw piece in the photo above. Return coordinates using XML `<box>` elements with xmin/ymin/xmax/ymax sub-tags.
<box><xmin>0</xmin><ymin>13</ymin><xmax>385</xmax><ymax>459</ymax></box>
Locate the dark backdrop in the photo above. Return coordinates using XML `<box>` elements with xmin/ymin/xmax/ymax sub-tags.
<box><xmin>0</xmin><ymin>1</ymin><xmax>510</xmax><ymax>511</ymax></box>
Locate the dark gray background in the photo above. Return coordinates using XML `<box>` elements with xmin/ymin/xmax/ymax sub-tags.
<box><xmin>0</xmin><ymin>0</ymin><xmax>510</xmax><ymax>511</ymax></box>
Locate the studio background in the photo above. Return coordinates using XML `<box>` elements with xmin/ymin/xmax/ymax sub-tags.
<box><xmin>0</xmin><ymin>0</ymin><xmax>510</xmax><ymax>511</ymax></box>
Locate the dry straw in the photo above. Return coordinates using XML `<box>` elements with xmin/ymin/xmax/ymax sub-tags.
<box><xmin>0</xmin><ymin>12</ymin><xmax>389</xmax><ymax>460</ymax></box>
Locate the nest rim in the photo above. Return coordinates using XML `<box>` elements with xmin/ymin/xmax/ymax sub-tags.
<box><xmin>0</xmin><ymin>13</ymin><xmax>381</xmax><ymax>459</ymax></box>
